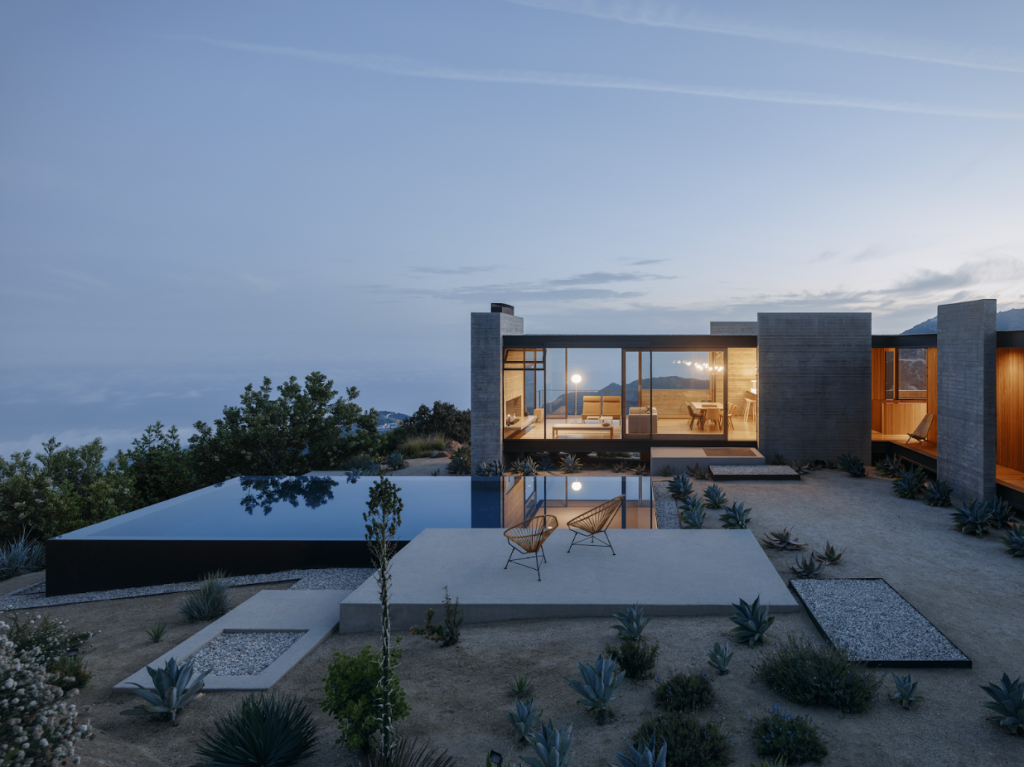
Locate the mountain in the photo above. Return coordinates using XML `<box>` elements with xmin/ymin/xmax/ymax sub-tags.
<box><xmin>547</xmin><ymin>375</ymin><xmax>712</xmax><ymax>415</ymax></box>
<box><xmin>902</xmin><ymin>308</ymin><xmax>1024</xmax><ymax>334</ymax></box>
<box><xmin>376</xmin><ymin>411</ymin><xmax>409</xmax><ymax>432</ymax></box>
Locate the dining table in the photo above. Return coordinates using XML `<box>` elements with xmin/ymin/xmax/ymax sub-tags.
<box><xmin>692</xmin><ymin>402</ymin><xmax>723</xmax><ymax>430</ymax></box>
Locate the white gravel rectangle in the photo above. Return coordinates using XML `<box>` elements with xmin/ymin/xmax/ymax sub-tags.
<box><xmin>187</xmin><ymin>630</ymin><xmax>306</xmax><ymax>676</ymax></box>
<box><xmin>791</xmin><ymin>578</ymin><xmax>970</xmax><ymax>666</ymax></box>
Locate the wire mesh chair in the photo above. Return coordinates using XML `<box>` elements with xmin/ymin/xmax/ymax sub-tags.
<box><xmin>504</xmin><ymin>514</ymin><xmax>559</xmax><ymax>581</ymax></box>
<box><xmin>566</xmin><ymin>495</ymin><xmax>624</xmax><ymax>555</ymax></box>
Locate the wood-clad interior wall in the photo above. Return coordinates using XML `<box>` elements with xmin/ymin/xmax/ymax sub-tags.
<box><xmin>640</xmin><ymin>389</ymin><xmax>710</xmax><ymax>415</ymax></box>
<box><xmin>503</xmin><ymin>369</ymin><xmax>524</xmax><ymax>417</ymax></box>
<box><xmin>997</xmin><ymin>349</ymin><xmax>1024</xmax><ymax>472</ymax></box>
<box><xmin>927</xmin><ymin>347</ymin><xmax>938</xmax><ymax>441</ymax></box>
<box><xmin>871</xmin><ymin>348</ymin><xmax>885</xmax><ymax>431</ymax></box>
<box><xmin>882</xmin><ymin>402</ymin><xmax>927</xmax><ymax>434</ymax></box>
<box><xmin>870</xmin><ymin>347</ymin><xmax>936</xmax><ymax>438</ymax></box>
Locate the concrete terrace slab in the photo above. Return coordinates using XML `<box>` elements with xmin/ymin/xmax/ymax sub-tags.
<box><xmin>116</xmin><ymin>589</ymin><xmax>350</xmax><ymax>692</ymax></box>
<box><xmin>339</xmin><ymin>528</ymin><xmax>797</xmax><ymax>633</ymax></box>
<box><xmin>710</xmin><ymin>465</ymin><xmax>801</xmax><ymax>480</ymax></box>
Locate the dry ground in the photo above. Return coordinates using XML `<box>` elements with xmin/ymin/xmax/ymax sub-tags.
<box><xmin>5</xmin><ymin>470</ymin><xmax>1023</xmax><ymax>767</ymax></box>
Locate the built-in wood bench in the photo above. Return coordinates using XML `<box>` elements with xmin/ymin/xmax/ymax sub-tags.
<box><xmin>504</xmin><ymin>415</ymin><xmax>536</xmax><ymax>438</ymax></box>
<box><xmin>551</xmin><ymin>423</ymin><xmax>614</xmax><ymax>439</ymax></box>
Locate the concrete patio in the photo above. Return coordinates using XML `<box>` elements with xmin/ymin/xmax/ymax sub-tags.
<box><xmin>339</xmin><ymin>527</ymin><xmax>798</xmax><ymax>632</ymax></box>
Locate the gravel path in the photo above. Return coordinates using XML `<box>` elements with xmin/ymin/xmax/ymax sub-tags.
<box><xmin>652</xmin><ymin>480</ymin><xmax>680</xmax><ymax>529</ymax></box>
<box><xmin>791</xmin><ymin>578</ymin><xmax>970</xmax><ymax>664</ymax></box>
<box><xmin>187</xmin><ymin>631</ymin><xmax>306</xmax><ymax>676</ymax></box>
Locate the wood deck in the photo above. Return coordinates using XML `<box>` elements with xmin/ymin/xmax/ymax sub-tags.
<box><xmin>872</xmin><ymin>431</ymin><xmax>1024</xmax><ymax>494</ymax></box>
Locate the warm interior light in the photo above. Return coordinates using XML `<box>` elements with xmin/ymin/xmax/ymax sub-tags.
<box><xmin>571</xmin><ymin>374</ymin><xmax>582</xmax><ymax>384</ymax></box>
<box><xmin>571</xmin><ymin>481</ymin><xmax>582</xmax><ymax>491</ymax></box>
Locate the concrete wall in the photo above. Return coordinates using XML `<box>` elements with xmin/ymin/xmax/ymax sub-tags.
<box><xmin>470</xmin><ymin>311</ymin><xmax>524</xmax><ymax>469</ymax></box>
<box><xmin>937</xmin><ymin>300</ymin><xmax>997</xmax><ymax>501</ymax></box>
<box><xmin>711</xmin><ymin>321</ymin><xmax>758</xmax><ymax>335</ymax></box>
<box><xmin>757</xmin><ymin>313</ymin><xmax>872</xmax><ymax>462</ymax></box>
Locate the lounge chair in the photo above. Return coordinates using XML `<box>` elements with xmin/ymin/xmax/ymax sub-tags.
<box><xmin>567</xmin><ymin>495</ymin><xmax>623</xmax><ymax>555</ymax></box>
<box><xmin>581</xmin><ymin>396</ymin><xmax>602</xmax><ymax>423</ymax></box>
<box><xmin>906</xmin><ymin>414</ymin><xmax>935</xmax><ymax>445</ymax></box>
<box><xmin>504</xmin><ymin>514</ymin><xmax>559</xmax><ymax>581</ymax></box>
<box><xmin>602</xmin><ymin>396</ymin><xmax>621</xmax><ymax>424</ymax></box>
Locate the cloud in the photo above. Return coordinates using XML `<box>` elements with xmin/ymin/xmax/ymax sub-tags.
<box><xmin>628</xmin><ymin>258</ymin><xmax>670</xmax><ymax>265</ymax></box>
<box><xmin>548</xmin><ymin>271</ymin><xmax>665</xmax><ymax>286</ymax></box>
<box><xmin>506</xmin><ymin>0</ymin><xmax>1024</xmax><ymax>75</ymax></box>
<box><xmin>412</xmin><ymin>265</ymin><xmax>499</xmax><ymax>275</ymax></box>
<box><xmin>180</xmin><ymin>37</ymin><xmax>1024</xmax><ymax>120</ymax></box>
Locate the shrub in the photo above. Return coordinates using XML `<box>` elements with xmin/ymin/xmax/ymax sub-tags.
<box><xmin>399</xmin><ymin>433</ymin><xmax>447</xmax><ymax>458</ymax></box>
<box><xmin>654</xmin><ymin>670</ymin><xmax>714</xmax><ymax>712</ymax></box>
<box><xmin>753</xmin><ymin>635</ymin><xmax>882</xmax><ymax>713</ymax></box>
<box><xmin>3</xmin><ymin>612</ymin><xmax>93</xmax><ymax>691</ymax></box>
<box><xmin>1</xmin><ymin>619</ymin><xmax>94</xmax><ymax>766</ymax></box>
<box><xmin>751</xmin><ymin>705</ymin><xmax>827</xmax><ymax>763</ymax></box>
<box><xmin>403</xmin><ymin>401</ymin><xmax>471</xmax><ymax>444</ymax></box>
<box><xmin>180</xmin><ymin>571</ymin><xmax>232</xmax><ymax>622</ymax></box>
<box><xmin>195</xmin><ymin>692</ymin><xmax>317</xmax><ymax>767</ymax></box>
<box><xmin>0</xmin><ymin>530</ymin><xmax>46</xmax><ymax>581</ymax></box>
<box><xmin>321</xmin><ymin>644</ymin><xmax>410</xmax><ymax>753</ymax></box>
<box><xmin>410</xmin><ymin>587</ymin><xmax>463</xmax><ymax>647</ymax></box>
<box><xmin>607</xmin><ymin>637</ymin><xmax>659</xmax><ymax>680</ymax></box>
<box><xmin>364</xmin><ymin>739</ymin><xmax>457</xmax><ymax>767</ymax></box>
<box><xmin>632</xmin><ymin>711</ymin><xmax>731</xmax><ymax>767</ymax></box>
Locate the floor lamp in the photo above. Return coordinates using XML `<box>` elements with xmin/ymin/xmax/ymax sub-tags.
<box><xmin>571</xmin><ymin>374</ymin><xmax>581</xmax><ymax>421</ymax></box>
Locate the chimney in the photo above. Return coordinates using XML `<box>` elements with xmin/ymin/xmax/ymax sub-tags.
<box><xmin>490</xmin><ymin>303</ymin><xmax>515</xmax><ymax>315</ymax></box>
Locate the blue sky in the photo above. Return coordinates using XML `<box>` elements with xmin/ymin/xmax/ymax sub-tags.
<box><xmin>2</xmin><ymin>0</ymin><xmax>1023</xmax><ymax>456</ymax></box>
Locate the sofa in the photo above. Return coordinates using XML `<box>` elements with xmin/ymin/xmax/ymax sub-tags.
<box><xmin>627</xmin><ymin>406</ymin><xmax>658</xmax><ymax>435</ymax></box>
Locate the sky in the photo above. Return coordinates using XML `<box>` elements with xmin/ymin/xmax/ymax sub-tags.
<box><xmin>2</xmin><ymin>0</ymin><xmax>1023</xmax><ymax>458</ymax></box>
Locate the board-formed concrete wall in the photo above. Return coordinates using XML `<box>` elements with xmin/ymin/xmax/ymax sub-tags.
<box><xmin>757</xmin><ymin>313</ymin><xmax>872</xmax><ymax>462</ymax></box>
<box><xmin>470</xmin><ymin>311</ymin><xmax>524</xmax><ymax>469</ymax></box>
<box><xmin>710</xmin><ymin>321</ymin><xmax>758</xmax><ymax>335</ymax></box>
<box><xmin>937</xmin><ymin>299</ymin><xmax>997</xmax><ymax>502</ymax></box>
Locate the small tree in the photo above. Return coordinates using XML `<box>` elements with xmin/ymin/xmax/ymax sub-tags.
<box><xmin>403</xmin><ymin>401</ymin><xmax>470</xmax><ymax>444</ymax></box>
<box><xmin>364</xmin><ymin>475</ymin><xmax>404</xmax><ymax>763</ymax></box>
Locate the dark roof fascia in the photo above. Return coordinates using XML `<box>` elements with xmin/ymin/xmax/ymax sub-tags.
<box><xmin>506</xmin><ymin>334</ymin><xmax>758</xmax><ymax>349</ymax></box>
<box><xmin>872</xmin><ymin>334</ymin><xmax>937</xmax><ymax>348</ymax></box>
<box><xmin>997</xmin><ymin>331</ymin><xmax>1024</xmax><ymax>348</ymax></box>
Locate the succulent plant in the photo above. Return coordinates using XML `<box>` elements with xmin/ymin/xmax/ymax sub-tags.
<box><xmin>475</xmin><ymin>460</ymin><xmax>504</xmax><ymax>477</ymax></box>
<box><xmin>537</xmin><ymin>455</ymin><xmax>557</xmax><ymax>472</ymax></box>
<box><xmin>522</xmin><ymin>720</ymin><xmax>574</xmax><ymax>767</ymax></box>
<box><xmin>657</xmin><ymin>464</ymin><xmax>676</xmax><ymax>477</ymax></box>
<box><xmin>987</xmin><ymin>498</ymin><xmax>1017</xmax><ymax>529</ymax></box>
<box><xmin>874</xmin><ymin>455</ymin><xmax>905</xmax><ymax>478</ymax></box>
<box><xmin>1002</xmin><ymin>523</ymin><xmax>1024</xmax><ymax>557</ymax></box>
<box><xmin>667</xmin><ymin>474</ymin><xmax>694</xmax><ymax>500</ymax></box>
<box><xmin>703</xmin><ymin>484</ymin><xmax>728</xmax><ymax>509</ymax></box>
<box><xmin>568</xmin><ymin>654</ymin><xmax>625</xmax><ymax>721</ymax></box>
<box><xmin>612</xmin><ymin>461</ymin><xmax>630</xmax><ymax>473</ymax></box>
<box><xmin>195</xmin><ymin>692</ymin><xmax>318</xmax><ymax>767</ymax></box>
<box><xmin>121</xmin><ymin>657</ymin><xmax>208</xmax><ymax>724</ymax></box>
<box><xmin>387</xmin><ymin>451</ymin><xmax>405</xmax><ymax>470</ymax></box>
<box><xmin>446</xmin><ymin>449</ymin><xmax>472</xmax><ymax>475</ymax></box>
<box><xmin>951</xmin><ymin>500</ymin><xmax>993</xmax><ymax>535</ymax></box>
<box><xmin>891</xmin><ymin>466</ymin><xmax>927</xmax><ymax>499</ymax></box>
<box><xmin>147</xmin><ymin>623</ymin><xmax>167</xmax><ymax>643</ymax></box>
<box><xmin>837</xmin><ymin>453</ymin><xmax>866</xmax><ymax>477</ymax></box>
<box><xmin>611</xmin><ymin>602</ymin><xmax>651</xmax><ymax>641</ymax></box>
<box><xmin>787</xmin><ymin>460</ymin><xmax>811</xmax><ymax>475</ymax></box>
<box><xmin>980</xmin><ymin>673</ymin><xmax>1024</xmax><ymax>735</ymax></box>
<box><xmin>632</xmin><ymin>463</ymin><xmax>648</xmax><ymax>476</ymax></box>
<box><xmin>560</xmin><ymin>454</ymin><xmax>583</xmax><ymax>474</ymax></box>
<box><xmin>771</xmin><ymin>453</ymin><xmax>787</xmax><ymax>466</ymax></box>
<box><xmin>679</xmin><ymin>497</ymin><xmax>706</xmax><ymax>529</ymax></box>
<box><xmin>687</xmin><ymin>462</ymin><xmax>712</xmax><ymax>480</ymax></box>
<box><xmin>761</xmin><ymin>527</ymin><xmax>806</xmax><ymax>551</ymax></box>
<box><xmin>788</xmin><ymin>554</ymin><xmax>826</xmax><ymax>578</ymax></box>
<box><xmin>510</xmin><ymin>672</ymin><xmax>535</xmax><ymax>700</ymax></box>
<box><xmin>729</xmin><ymin>596</ymin><xmax>775</xmax><ymax>647</ymax></box>
<box><xmin>510</xmin><ymin>457</ymin><xmax>540</xmax><ymax>476</ymax></box>
<box><xmin>748</xmin><ymin>758</ymin><xmax>788</xmax><ymax>767</ymax></box>
<box><xmin>811</xmin><ymin>541</ymin><xmax>845</xmax><ymax>565</ymax></box>
<box><xmin>507</xmin><ymin>698</ymin><xmax>543</xmax><ymax>742</ymax></box>
<box><xmin>924</xmin><ymin>480</ymin><xmax>954</xmax><ymax>507</ymax></box>
<box><xmin>889</xmin><ymin>673</ymin><xmax>923</xmax><ymax>709</ymax></box>
<box><xmin>719</xmin><ymin>502</ymin><xmax>751</xmax><ymax>529</ymax></box>
<box><xmin>345</xmin><ymin>467</ymin><xmax>375</xmax><ymax>483</ymax></box>
<box><xmin>705</xmin><ymin>641</ymin><xmax>733</xmax><ymax>675</ymax></box>
<box><xmin>613</xmin><ymin>731</ymin><xmax>667</xmax><ymax>767</ymax></box>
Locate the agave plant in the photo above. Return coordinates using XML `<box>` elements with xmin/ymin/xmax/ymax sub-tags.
<box><xmin>614</xmin><ymin>731</ymin><xmax>666</xmax><ymax>767</ymax></box>
<box><xmin>729</xmin><ymin>596</ymin><xmax>775</xmax><ymax>647</ymax></box>
<box><xmin>537</xmin><ymin>455</ymin><xmax>557</xmax><ymax>473</ymax></box>
<box><xmin>510</xmin><ymin>672</ymin><xmax>535</xmax><ymax>700</ymax></box>
<box><xmin>611</xmin><ymin>603</ymin><xmax>651</xmax><ymax>641</ymax></box>
<box><xmin>195</xmin><ymin>692</ymin><xmax>317</xmax><ymax>767</ymax></box>
<box><xmin>446</xmin><ymin>450</ymin><xmax>472</xmax><ymax>476</ymax></box>
<box><xmin>719</xmin><ymin>502</ymin><xmax>751</xmax><ymax>529</ymax></box>
<box><xmin>811</xmin><ymin>541</ymin><xmax>845</xmax><ymax>565</ymax></box>
<box><xmin>951</xmin><ymin>500</ymin><xmax>993</xmax><ymax>535</ymax></box>
<box><xmin>980</xmin><ymin>673</ymin><xmax>1024</xmax><ymax>735</ymax></box>
<box><xmin>924</xmin><ymin>480</ymin><xmax>954</xmax><ymax>507</ymax></box>
<box><xmin>787</xmin><ymin>460</ymin><xmax>812</xmax><ymax>475</ymax></box>
<box><xmin>1002</xmin><ymin>523</ymin><xmax>1024</xmax><ymax>557</ymax></box>
<box><xmin>345</xmin><ymin>466</ymin><xmax>375</xmax><ymax>483</ymax></box>
<box><xmin>837</xmin><ymin>453</ymin><xmax>866</xmax><ymax>477</ymax></box>
<box><xmin>507</xmin><ymin>698</ymin><xmax>543</xmax><ymax>742</ymax></box>
<box><xmin>667</xmin><ymin>474</ymin><xmax>694</xmax><ymax>501</ymax></box>
<box><xmin>889</xmin><ymin>673</ymin><xmax>923</xmax><ymax>710</ymax></box>
<box><xmin>770</xmin><ymin>453</ymin><xmax>786</xmax><ymax>466</ymax></box>
<box><xmin>612</xmin><ymin>461</ymin><xmax>630</xmax><ymax>473</ymax></box>
<box><xmin>657</xmin><ymin>464</ymin><xmax>676</xmax><ymax>477</ymax></box>
<box><xmin>705</xmin><ymin>641</ymin><xmax>733</xmax><ymax>675</ymax></box>
<box><xmin>679</xmin><ymin>497</ymin><xmax>706</xmax><ymax>529</ymax></box>
<box><xmin>703</xmin><ymin>484</ymin><xmax>728</xmax><ymax>509</ymax></box>
<box><xmin>632</xmin><ymin>463</ymin><xmax>648</xmax><ymax>476</ymax></box>
<box><xmin>387</xmin><ymin>451</ymin><xmax>405</xmax><ymax>470</ymax></box>
<box><xmin>510</xmin><ymin>457</ymin><xmax>540</xmax><ymax>476</ymax></box>
<box><xmin>522</xmin><ymin>720</ymin><xmax>574</xmax><ymax>767</ymax></box>
<box><xmin>687</xmin><ymin>463</ymin><xmax>712</xmax><ymax>480</ymax></box>
<box><xmin>560</xmin><ymin>454</ymin><xmax>583</xmax><ymax>474</ymax></box>
<box><xmin>788</xmin><ymin>553</ymin><xmax>826</xmax><ymax>578</ymax></box>
<box><xmin>121</xmin><ymin>657</ymin><xmax>208</xmax><ymax>724</ymax></box>
<box><xmin>568</xmin><ymin>655</ymin><xmax>625</xmax><ymax>722</ymax></box>
<box><xmin>891</xmin><ymin>467</ymin><xmax>927</xmax><ymax>499</ymax></box>
<box><xmin>760</xmin><ymin>527</ymin><xmax>806</xmax><ymax>551</ymax></box>
<box><xmin>475</xmin><ymin>460</ymin><xmax>504</xmax><ymax>477</ymax></box>
<box><xmin>988</xmin><ymin>498</ymin><xmax>1017</xmax><ymax>529</ymax></box>
<box><xmin>874</xmin><ymin>455</ymin><xmax>905</xmax><ymax>478</ymax></box>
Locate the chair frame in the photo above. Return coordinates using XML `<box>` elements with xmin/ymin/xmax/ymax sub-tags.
<box><xmin>906</xmin><ymin>413</ymin><xmax>935</xmax><ymax>445</ymax></box>
<box><xmin>566</xmin><ymin>495</ymin><xmax>624</xmax><ymax>555</ymax></box>
<box><xmin>504</xmin><ymin>514</ymin><xmax>559</xmax><ymax>581</ymax></box>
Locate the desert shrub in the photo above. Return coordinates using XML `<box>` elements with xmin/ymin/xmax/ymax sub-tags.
<box><xmin>321</xmin><ymin>644</ymin><xmax>410</xmax><ymax>753</ymax></box>
<box><xmin>116</xmin><ymin>422</ymin><xmax>201</xmax><ymax>509</ymax></box>
<box><xmin>751</xmin><ymin>705</ymin><xmax>827</xmax><ymax>763</ymax></box>
<box><xmin>0</xmin><ymin>530</ymin><xmax>46</xmax><ymax>580</ymax></box>
<box><xmin>410</xmin><ymin>587</ymin><xmax>463</xmax><ymax>647</ymax></box>
<box><xmin>3</xmin><ymin>612</ymin><xmax>93</xmax><ymax>691</ymax></box>
<box><xmin>607</xmin><ymin>637</ymin><xmax>659</xmax><ymax>680</ymax></box>
<box><xmin>1</xmin><ymin>619</ymin><xmax>94</xmax><ymax>766</ymax></box>
<box><xmin>196</xmin><ymin>692</ymin><xmax>317</xmax><ymax>767</ymax></box>
<box><xmin>180</xmin><ymin>571</ymin><xmax>232</xmax><ymax>622</ymax></box>
<box><xmin>654</xmin><ymin>670</ymin><xmax>714</xmax><ymax>712</ymax></box>
<box><xmin>399</xmin><ymin>433</ymin><xmax>448</xmax><ymax>458</ymax></box>
<box><xmin>403</xmin><ymin>401</ymin><xmax>471</xmax><ymax>445</ymax></box>
<box><xmin>445</xmin><ymin>447</ymin><xmax>472</xmax><ymax>476</ymax></box>
<box><xmin>363</xmin><ymin>739</ymin><xmax>457</xmax><ymax>767</ymax></box>
<box><xmin>753</xmin><ymin>635</ymin><xmax>882</xmax><ymax>713</ymax></box>
<box><xmin>632</xmin><ymin>711</ymin><xmax>731</xmax><ymax>767</ymax></box>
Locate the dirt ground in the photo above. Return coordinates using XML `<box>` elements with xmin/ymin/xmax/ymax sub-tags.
<box><xmin>6</xmin><ymin>469</ymin><xmax>1023</xmax><ymax>767</ymax></box>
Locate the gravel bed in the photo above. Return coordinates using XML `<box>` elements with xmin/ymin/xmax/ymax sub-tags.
<box><xmin>709</xmin><ymin>465</ymin><xmax>800</xmax><ymax>478</ymax></box>
<box><xmin>288</xmin><ymin>568</ymin><xmax>375</xmax><ymax>591</ymax></box>
<box><xmin>652</xmin><ymin>481</ymin><xmax>680</xmax><ymax>529</ymax></box>
<box><xmin>187</xmin><ymin>631</ymin><xmax>306</xmax><ymax>676</ymax></box>
<box><xmin>791</xmin><ymin>578</ymin><xmax>970</xmax><ymax>664</ymax></box>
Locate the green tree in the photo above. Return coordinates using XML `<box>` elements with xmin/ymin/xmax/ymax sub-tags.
<box><xmin>116</xmin><ymin>422</ymin><xmax>200</xmax><ymax>509</ymax></box>
<box><xmin>188</xmin><ymin>372</ymin><xmax>379</xmax><ymax>483</ymax></box>
<box><xmin>403</xmin><ymin>401</ymin><xmax>470</xmax><ymax>444</ymax></box>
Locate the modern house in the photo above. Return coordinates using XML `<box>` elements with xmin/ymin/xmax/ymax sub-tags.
<box><xmin>471</xmin><ymin>299</ymin><xmax>1024</xmax><ymax>509</ymax></box>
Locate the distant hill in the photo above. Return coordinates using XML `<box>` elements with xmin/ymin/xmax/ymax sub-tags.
<box><xmin>376</xmin><ymin>411</ymin><xmax>409</xmax><ymax>432</ymax></box>
<box><xmin>902</xmin><ymin>307</ymin><xmax>1024</xmax><ymax>334</ymax></box>
<box><xmin>548</xmin><ymin>375</ymin><xmax>712</xmax><ymax>415</ymax></box>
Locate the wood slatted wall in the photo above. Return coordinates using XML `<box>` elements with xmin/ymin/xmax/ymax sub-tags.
<box><xmin>996</xmin><ymin>349</ymin><xmax>1024</xmax><ymax>472</ymax></box>
<box><xmin>927</xmin><ymin>347</ymin><xmax>938</xmax><ymax>441</ymax></box>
